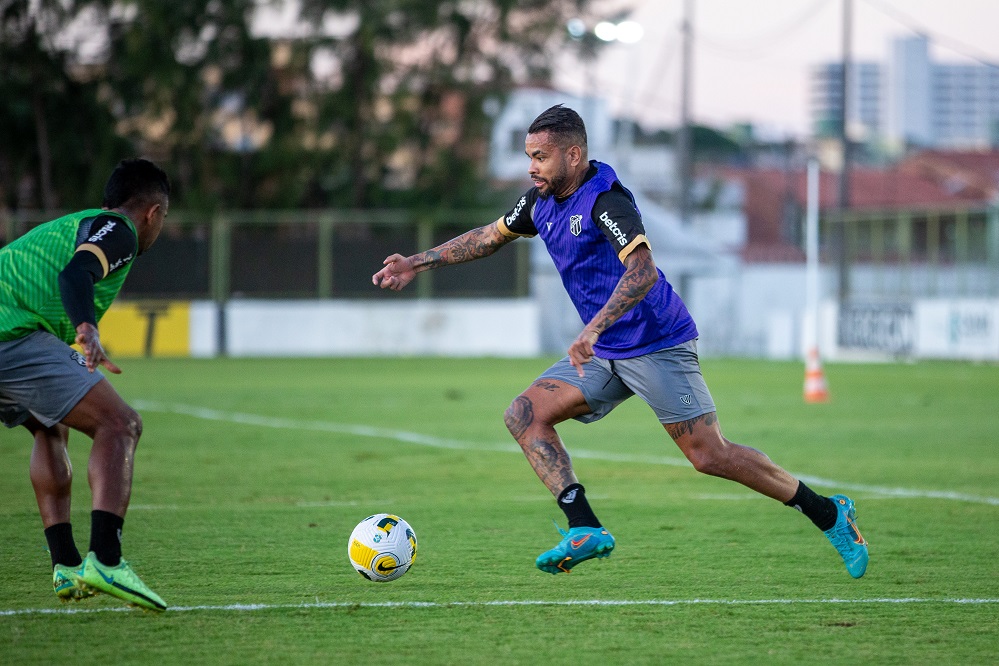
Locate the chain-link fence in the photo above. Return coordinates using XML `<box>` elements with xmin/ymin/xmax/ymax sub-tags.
<box><xmin>1</xmin><ymin>209</ymin><xmax>531</xmax><ymax>301</ymax></box>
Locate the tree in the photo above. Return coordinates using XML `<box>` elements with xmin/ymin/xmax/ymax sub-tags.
<box><xmin>280</xmin><ymin>0</ymin><xmax>601</xmax><ymax>207</ymax></box>
<box><xmin>0</xmin><ymin>0</ymin><xmax>128</xmax><ymax>211</ymax></box>
<box><xmin>1</xmin><ymin>0</ymin><xmax>602</xmax><ymax>211</ymax></box>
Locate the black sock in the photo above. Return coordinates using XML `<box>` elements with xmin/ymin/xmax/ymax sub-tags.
<box><xmin>89</xmin><ymin>510</ymin><xmax>124</xmax><ymax>566</ymax></box>
<box><xmin>557</xmin><ymin>483</ymin><xmax>602</xmax><ymax>529</ymax></box>
<box><xmin>44</xmin><ymin>523</ymin><xmax>82</xmax><ymax>568</ymax></box>
<box><xmin>784</xmin><ymin>481</ymin><xmax>838</xmax><ymax>532</ymax></box>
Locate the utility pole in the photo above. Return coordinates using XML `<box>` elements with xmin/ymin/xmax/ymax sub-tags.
<box><xmin>677</xmin><ymin>0</ymin><xmax>694</xmax><ymax>226</ymax></box>
<box><xmin>836</xmin><ymin>0</ymin><xmax>853</xmax><ymax>301</ymax></box>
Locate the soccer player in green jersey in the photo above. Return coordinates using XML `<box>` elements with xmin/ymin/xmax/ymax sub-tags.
<box><xmin>0</xmin><ymin>158</ymin><xmax>170</xmax><ymax>611</ymax></box>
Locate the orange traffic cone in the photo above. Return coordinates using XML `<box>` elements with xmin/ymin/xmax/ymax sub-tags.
<box><xmin>804</xmin><ymin>347</ymin><xmax>830</xmax><ymax>403</ymax></box>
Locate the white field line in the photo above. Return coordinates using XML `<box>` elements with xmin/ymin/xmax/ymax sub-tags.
<box><xmin>133</xmin><ymin>400</ymin><xmax>999</xmax><ymax>507</ymax></box>
<box><xmin>2</xmin><ymin>597</ymin><xmax>998</xmax><ymax>617</ymax></box>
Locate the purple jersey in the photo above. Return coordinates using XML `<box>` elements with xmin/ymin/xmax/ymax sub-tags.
<box><xmin>500</xmin><ymin>161</ymin><xmax>698</xmax><ymax>359</ymax></box>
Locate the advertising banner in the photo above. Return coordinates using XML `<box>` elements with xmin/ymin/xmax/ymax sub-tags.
<box><xmin>837</xmin><ymin>302</ymin><xmax>914</xmax><ymax>356</ymax></box>
<box><xmin>914</xmin><ymin>300</ymin><xmax>999</xmax><ymax>360</ymax></box>
<box><xmin>99</xmin><ymin>301</ymin><xmax>191</xmax><ymax>357</ymax></box>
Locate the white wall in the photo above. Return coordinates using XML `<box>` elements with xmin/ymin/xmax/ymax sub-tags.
<box><xmin>688</xmin><ymin>263</ymin><xmax>834</xmax><ymax>358</ymax></box>
<box><xmin>190</xmin><ymin>299</ymin><xmax>541</xmax><ymax>358</ymax></box>
<box><xmin>186</xmin><ymin>293</ymin><xmax>998</xmax><ymax>361</ymax></box>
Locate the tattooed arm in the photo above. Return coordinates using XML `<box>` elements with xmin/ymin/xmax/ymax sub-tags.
<box><xmin>372</xmin><ymin>219</ymin><xmax>514</xmax><ymax>291</ymax></box>
<box><xmin>567</xmin><ymin>243</ymin><xmax>659</xmax><ymax>375</ymax></box>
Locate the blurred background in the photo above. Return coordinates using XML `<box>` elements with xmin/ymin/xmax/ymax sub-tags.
<box><xmin>2</xmin><ymin>0</ymin><xmax>998</xmax><ymax>362</ymax></box>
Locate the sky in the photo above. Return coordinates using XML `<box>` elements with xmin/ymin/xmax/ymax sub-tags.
<box><xmin>552</xmin><ymin>0</ymin><xmax>999</xmax><ymax>138</ymax></box>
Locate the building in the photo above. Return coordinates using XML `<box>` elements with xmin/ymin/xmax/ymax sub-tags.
<box><xmin>810</xmin><ymin>61</ymin><xmax>883</xmax><ymax>140</ymax></box>
<box><xmin>699</xmin><ymin>152</ymin><xmax>999</xmax><ymax>360</ymax></box>
<box><xmin>811</xmin><ymin>35</ymin><xmax>999</xmax><ymax>150</ymax></box>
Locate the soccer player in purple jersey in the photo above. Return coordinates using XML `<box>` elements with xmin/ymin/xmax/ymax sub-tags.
<box><xmin>372</xmin><ymin>105</ymin><xmax>868</xmax><ymax>578</ymax></box>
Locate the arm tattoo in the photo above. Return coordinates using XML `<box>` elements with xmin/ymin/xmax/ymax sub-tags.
<box><xmin>415</xmin><ymin>225</ymin><xmax>512</xmax><ymax>270</ymax></box>
<box><xmin>664</xmin><ymin>412</ymin><xmax>717</xmax><ymax>440</ymax></box>
<box><xmin>588</xmin><ymin>247</ymin><xmax>658</xmax><ymax>335</ymax></box>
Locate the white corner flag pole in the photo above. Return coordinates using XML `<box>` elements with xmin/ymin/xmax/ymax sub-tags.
<box><xmin>803</xmin><ymin>158</ymin><xmax>830</xmax><ymax>402</ymax></box>
<box><xmin>804</xmin><ymin>158</ymin><xmax>820</xmax><ymax>357</ymax></box>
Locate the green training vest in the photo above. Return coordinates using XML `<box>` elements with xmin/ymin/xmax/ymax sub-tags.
<box><xmin>0</xmin><ymin>209</ymin><xmax>136</xmax><ymax>344</ymax></box>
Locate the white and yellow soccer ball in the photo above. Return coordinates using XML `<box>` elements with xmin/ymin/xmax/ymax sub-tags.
<box><xmin>347</xmin><ymin>513</ymin><xmax>418</xmax><ymax>582</ymax></box>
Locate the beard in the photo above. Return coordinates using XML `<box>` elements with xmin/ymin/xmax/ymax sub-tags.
<box><xmin>536</xmin><ymin>159</ymin><xmax>570</xmax><ymax>199</ymax></box>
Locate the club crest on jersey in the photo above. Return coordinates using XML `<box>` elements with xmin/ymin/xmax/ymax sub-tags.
<box><xmin>569</xmin><ymin>215</ymin><xmax>583</xmax><ymax>236</ymax></box>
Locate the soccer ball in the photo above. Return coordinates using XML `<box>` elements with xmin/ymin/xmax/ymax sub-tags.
<box><xmin>347</xmin><ymin>513</ymin><xmax>418</xmax><ymax>582</ymax></box>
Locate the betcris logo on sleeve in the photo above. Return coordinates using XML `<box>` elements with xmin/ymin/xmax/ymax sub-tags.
<box><xmin>598</xmin><ymin>211</ymin><xmax>628</xmax><ymax>246</ymax></box>
<box><xmin>506</xmin><ymin>196</ymin><xmax>527</xmax><ymax>227</ymax></box>
<box><xmin>87</xmin><ymin>220</ymin><xmax>117</xmax><ymax>243</ymax></box>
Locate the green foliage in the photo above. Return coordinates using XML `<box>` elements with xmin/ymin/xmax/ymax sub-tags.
<box><xmin>0</xmin><ymin>357</ymin><xmax>996</xmax><ymax>663</ymax></box>
<box><xmin>691</xmin><ymin>124</ymin><xmax>743</xmax><ymax>158</ymax></box>
<box><xmin>633</xmin><ymin>123</ymin><xmax>745</xmax><ymax>162</ymax></box>
<box><xmin>0</xmin><ymin>0</ymin><xmax>598</xmax><ymax>211</ymax></box>
<box><xmin>0</xmin><ymin>0</ymin><xmax>131</xmax><ymax>209</ymax></box>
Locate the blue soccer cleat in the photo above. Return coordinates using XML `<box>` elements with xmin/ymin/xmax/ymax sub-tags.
<box><xmin>824</xmin><ymin>494</ymin><xmax>869</xmax><ymax>578</ymax></box>
<box><xmin>536</xmin><ymin>525</ymin><xmax>615</xmax><ymax>574</ymax></box>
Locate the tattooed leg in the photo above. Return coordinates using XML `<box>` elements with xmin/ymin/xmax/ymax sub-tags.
<box><xmin>503</xmin><ymin>381</ymin><xmax>590</xmax><ymax>497</ymax></box>
<box><xmin>524</xmin><ymin>429</ymin><xmax>577</xmax><ymax>496</ymax></box>
<box><xmin>664</xmin><ymin>412</ymin><xmax>798</xmax><ymax>501</ymax></box>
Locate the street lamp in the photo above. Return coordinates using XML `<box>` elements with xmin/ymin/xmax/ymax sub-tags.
<box><xmin>566</xmin><ymin>18</ymin><xmax>644</xmax><ymax>174</ymax></box>
<box><xmin>593</xmin><ymin>20</ymin><xmax>643</xmax><ymax>44</ymax></box>
<box><xmin>567</xmin><ymin>18</ymin><xmax>644</xmax><ymax>45</ymax></box>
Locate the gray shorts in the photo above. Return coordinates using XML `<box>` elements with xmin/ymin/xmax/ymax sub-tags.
<box><xmin>538</xmin><ymin>339</ymin><xmax>716</xmax><ymax>424</ymax></box>
<box><xmin>0</xmin><ymin>330</ymin><xmax>104</xmax><ymax>429</ymax></box>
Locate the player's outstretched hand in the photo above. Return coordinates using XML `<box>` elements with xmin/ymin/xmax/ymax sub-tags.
<box><xmin>568</xmin><ymin>328</ymin><xmax>599</xmax><ymax>377</ymax></box>
<box><xmin>74</xmin><ymin>322</ymin><xmax>122</xmax><ymax>374</ymax></box>
<box><xmin>372</xmin><ymin>254</ymin><xmax>417</xmax><ymax>291</ymax></box>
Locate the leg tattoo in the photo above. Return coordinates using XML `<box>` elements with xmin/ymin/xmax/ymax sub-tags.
<box><xmin>531</xmin><ymin>380</ymin><xmax>563</xmax><ymax>392</ymax></box>
<box><xmin>504</xmin><ymin>394</ymin><xmax>577</xmax><ymax>494</ymax></box>
<box><xmin>525</xmin><ymin>436</ymin><xmax>576</xmax><ymax>493</ymax></box>
<box><xmin>503</xmin><ymin>396</ymin><xmax>534</xmax><ymax>441</ymax></box>
<box><xmin>664</xmin><ymin>412</ymin><xmax>717</xmax><ymax>441</ymax></box>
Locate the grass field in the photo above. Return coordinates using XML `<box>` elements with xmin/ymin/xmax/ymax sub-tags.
<box><xmin>1</xmin><ymin>356</ymin><xmax>997</xmax><ymax>664</ymax></box>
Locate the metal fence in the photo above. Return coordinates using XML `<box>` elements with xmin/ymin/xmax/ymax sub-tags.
<box><xmin>2</xmin><ymin>209</ymin><xmax>531</xmax><ymax>301</ymax></box>
<box><xmin>4</xmin><ymin>204</ymin><xmax>997</xmax><ymax>303</ymax></box>
<box><xmin>825</xmin><ymin>205</ymin><xmax>999</xmax><ymax>300</ymax></box>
